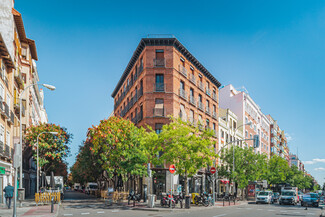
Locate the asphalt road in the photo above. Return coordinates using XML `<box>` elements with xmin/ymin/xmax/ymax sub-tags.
<box><xmin>59</xmin><ymin>191</ymin><xmax>325</xmax><ymax>217</ymax></box>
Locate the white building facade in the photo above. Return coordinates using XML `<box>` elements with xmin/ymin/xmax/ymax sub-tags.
<box><xmin>219</xmin><ymin>84</ymin><xmax>271</xmax><ymax>158</ymax></box>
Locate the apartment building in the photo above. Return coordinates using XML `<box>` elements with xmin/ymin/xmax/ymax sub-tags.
<box><xmin>218</xmin><ymin>108</ymin><xmax>243</xmax><ymax>194</ymax></box>
<box><xmin>0</xmin><ymin>33</ymin><xmax>15</xmax><ymax>204</ymax></box>
<box><xmin>219</xmin><ymin>85</ymin><xmax>271</xmax><ymax>158</ymax></box>
<box><xmin>289</xmin><ymin>154</ymin><xmax>305</xmax><ymax>172</ymax></box>
<box><xmin>112</xmin><ymin>36</ymin><xmax>221</xmax><ymax>197</ymax></box>
<box><xmin>267</xmin><ymin>115</ymin><xmax>289</xmax><ymax>162</ymax></box>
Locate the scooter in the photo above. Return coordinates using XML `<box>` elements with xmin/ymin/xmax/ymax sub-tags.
<box><xmin>128</xmin><ymin>190</ymin><xmax>141</xmax><ymax>206</ymax></box>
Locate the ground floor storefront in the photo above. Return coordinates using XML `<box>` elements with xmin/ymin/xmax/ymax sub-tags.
<box><xmin>0</xmin><ymin>160</ymin><xmax>13</xmax><ymax>204</ymax></box>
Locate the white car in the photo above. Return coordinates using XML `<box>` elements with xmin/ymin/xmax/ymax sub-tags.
<box><xmin>256</xmin><ymin>191</ymin><xmax>273</xmax><ymax>204</ymax></box>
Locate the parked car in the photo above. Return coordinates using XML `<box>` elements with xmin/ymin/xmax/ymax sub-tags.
<box><xmin>301</xmin><ymin>193</ymin><xmax>319</xmax><ymax>207</ymax></box>
<box><xmin>298</xmin><ymin>191</ymin><xmax>303</xmax><ymax>201</ymax></box>
<box><xmin>85</xmin><ymin>183</ymin><xmax>98</xmax><ymax>195</ymax></box>
<box><xmin>256</xmin><ymin>191</ymin><xmax>273</xmax><ymax>204</ymax></box>
<box><xmin>319</xmin><ymin>196</ymin><xmax>324</xmax><ymax>204</ymax></box>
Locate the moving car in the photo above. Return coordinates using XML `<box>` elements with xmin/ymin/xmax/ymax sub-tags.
<box><xmin>301</xmin><ymin>193</ymin><xmax>319</xmax><ymax>207</ymax></box>
<box><xmin>85</xmin><ymin>182</ymin><xmax>98</xmax><ymax>195</ymax></box>
<box><xmin>256</xmin><ymin>191</ymin><xmax>273</xmax><ymax>204</ymax></box>
<box><xmin>279</xmin><ymin>190</ymin><xmax>298</xmax><ymax>205</ymax></box>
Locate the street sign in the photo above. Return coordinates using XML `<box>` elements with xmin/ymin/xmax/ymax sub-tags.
<box><xmin>169</xmin><ymin>165</ymin><xmax>176</xmax><ymax>174</ymax></box>
<box><xmin>210</xmin><ymin>167</ymin><xmax>216</xmax><ymax>174</ymax></box>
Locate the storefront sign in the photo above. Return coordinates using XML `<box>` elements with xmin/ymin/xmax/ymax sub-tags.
<box><xmin>0</xmin><ymin>167</ymin><xmax>5</xmax><ymax>175</ymax></box>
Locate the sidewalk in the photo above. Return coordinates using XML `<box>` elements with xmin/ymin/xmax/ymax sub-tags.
<box><xmin>104</xmin><ymin>199</ymin><xmax>248</xmax><ymax>212</ymax></box>
<box><xmin>0</xmin><ymin>201</ymin><xmax>59</xmax><ymax>217</ymax></box>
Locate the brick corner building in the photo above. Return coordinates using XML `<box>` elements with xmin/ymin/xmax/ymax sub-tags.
<box><xmin>112</xmin><ymin>36</ymin><xmax>221</xmax><ymax>197</ymax></box>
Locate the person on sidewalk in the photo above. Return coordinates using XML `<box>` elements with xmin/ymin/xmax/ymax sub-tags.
<box><xmin>3</xmin><ymin>183</ymin><xmax>14</xmax><ymax>209</ymax></box>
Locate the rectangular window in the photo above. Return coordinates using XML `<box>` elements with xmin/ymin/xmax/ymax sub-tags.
<box><xmin>233</xmin><ymin>121</ymin><xmax>236</xmax><ymax>129</ymax></box>
<box><xmin>156</xmin><ymin>74</ymin><xmax>164</xmax><ymax>84</ymax></box>
<box><xmin>6</xmin><ymin>130</ymin><xmax>9</xmax><ymax>146</ymax></box>
<box><xmin>221</xmin><ymin>130</ymin><xmax>224</xmax><ymax>138</ymax></box>
<box><xmin>22</xmin><ymin>46</ymin><xmax>27</xmax><ymax>59</ymax></box>
<box><xmin>156</xmin><ymin>50</ymin><xmax>164</xmax><ymax>59</ymax></box>
<box><xmin>0</xmin><ymin>125</ymin><xmax>4</xmax><ymax>144</ymax></box>
<box><xmin>155</xmin><ymin>123</ymin><xmax>163</xmax><ymax>134</ymax></box>
<box><xmin>245</xmin><ymin>131</ymin><xmax>248</xmax><ymax>137</ymax></box>
<box><xmin>199</xmin><ymin>94</ymin><xmax>202</xmax><ymax>102</ymax></box>
<box><xmin>154</xmin><ymin>99</ymin><xmax>164</xmax><ymax>116</ymax></box>
<box><xmin>190</xmin><ymin>88</ymin><xmax>194</xmax><ymax>97</ymax></box>
<box><xmin>180</xmin><ymin>81</ymin><xmax>185</xmax><ymax>90</ymax></box>
<box><xmin>6</xmin><ymin>93</ymin><xmax>10</xmax><ymax>109</ymax></box>
<box><xmin>0</xmin><ymin>83</ymin><xmax>4</xmax><ymax>101</ymax></box>
<box><xmin>189</xmin><ymin>110</ymin><xmax>194</xmax><ymax>123</ymax></box>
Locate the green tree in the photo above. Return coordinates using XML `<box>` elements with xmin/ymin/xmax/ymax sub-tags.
<box><xmin>157</xmin><ymin>118</ymin><xmax>217</xmax><ymax>195</ymax></box>
<box><xmin>266</xmin><ymin>155</ymin><xmax>290</xmax><ymax>185</ymax></box>
<box><xmin>88</xmin><ymin>116</ymin><xmax>153</xmax><ymax>189</ymax></box>
<box><xmin>24</xmin><ymin>123</ymin><xmax>72</xmax><ymax>174</ymax></box>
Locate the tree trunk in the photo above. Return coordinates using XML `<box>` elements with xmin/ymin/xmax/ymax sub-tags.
<box><xmin>184</xmin><ymin>172</ymin><xmax>189</xmax><ymax>196</ymax></box>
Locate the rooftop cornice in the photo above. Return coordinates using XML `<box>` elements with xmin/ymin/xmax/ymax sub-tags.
<box><xmin>111</xmin><ymin>37</ymin><xmax>222</xmax><ymax>98</ymax></box>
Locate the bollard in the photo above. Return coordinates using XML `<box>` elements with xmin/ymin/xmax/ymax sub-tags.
<box><xmin>234</xmin><ymin>197</ymin><xmax>236</xmax><ymax>205</ymax></box>
<box><xmin>229</xmin><ymin>197</ymin><xmax>230</xmax><ymax>206</ymax></box>
<box><xmin>51</xmin><ymin>196</ymin><xmax>54</xmax><ymax>213</ymax></box>
<box><xmin>223</xmin><ymin>198</ymin><xmax>225</xmax><ymax>206</ymax></box>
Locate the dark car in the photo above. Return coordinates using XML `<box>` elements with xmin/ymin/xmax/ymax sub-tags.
<box><xmin>301</xmin><ymin>193</ymin><xmax>319</xmax><ymax>207</ymax></box>
<box><xmin>272</xmin><ymin>192</ymin><xmax>280</xmax><ymax>203</ymax></box>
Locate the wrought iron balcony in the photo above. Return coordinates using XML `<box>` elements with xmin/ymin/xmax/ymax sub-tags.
<box><xmin>206</xmin><ymin>88</ymin><xmax>211</xmax><ymax>96</ymax></box>
<box><xmin>198</xmin><ymin>81</ymin><xmax>204</xmax><ymax>91</ymax></box>
<box><xmin>131</xmin><ymin>116</ymin><xmax>138</xmax><ymax>124</ymax></box>
<box><xmin>138</xmin><ymin>64</ymin><xmax>143</xmax><ymax>74</ymax></box>
<box><xmin>4</xmin><ymin>103</ymin><xmax>9</xmax><ymax>118</ymax></box>
<box><xmin>212</xmin><ymin>111</ymin><xmax>217</xmax><ymax>119</ymax></box>
<box><xmin>189</xmin><ymin>95</ymin><xmax>196</xmax><ymax>106</ymax></box>
<box><xmin>198</xmin><ymin>101</ymin><xmax>204</xmax><ymax>111</ymax></box>
<box><xmin>155</xmin><ymin>83</ymin><xmax>165</xmax><ymax>92</ymax></box>
<box><xmin>179</xmin><ymin>65</ymin><xmax>187</xmax><ymax>78</ymax></box>
<box><xmin>213</xmin><ymin>92</ymin><xmax>218</xmax><ymax>102</ymax></box>
<box><xmin>138</xmin><ymin>87</ymin><xmax>143</xmax><ymax>99</ymax></box>
<box><xmin>189</xmin><ymin>74</ymin><xmax>196</xmax><ymax>84</ymax></box>
<box><xmin>0</xmin><ymin>142</ymin><xmax>3</xmax><ymax>155</ymax></box>
<box><xmin>5</xmin><ymin>144</ymin><xmax>9</xmax><ymax>157</ymax></box>
<box><xmin>179</xmin><ymin>89</ymin><xmax>187</xmax><ymax>100</ymax></box>
<box><xmin>205</xmin><ymin>106</ymin><xmax>211</xmax><ymax>115</ymax></box>
<box><xmin>153</xmin><ymin>108</ymin><xmax>166</xmax><ymax>117</ymax></box>
<box><xmin>9</xmin><ymin>111</ymin><xmax>14</xmax><ymax>124</ymax></box>
<box><xmin>15</xmin><ymin>69</ymin><xmax>24</xmax><ymax>87</ymax></box>
<box><xmin>4</xmin><ymin>77</ymin><xmax>8</xmax><ymax>88</ymax></box>
<box><xmin>153</xmin><ymin>58</ymin><xmax>165</xmax><ymax>67</ymax></box>
<box><xmin>137</xmin><ymin>110</ymin><xmax>143</xmax><ymax>122</ymax></box>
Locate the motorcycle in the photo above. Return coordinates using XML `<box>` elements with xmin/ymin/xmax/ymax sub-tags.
<box><xmin>194</xmin><ymin>192</ymin><xmax>210</xmax><ymax>207</ymax></box>
<box><xmin>160</xmin><ymin>192</ymin><xmax>176</xmax><ymax>208</ymax></box>
<box><xmin>128</xmin><ymin>190</ymin><xmax>141</xmax><ymax>206</ymax></box>
<box><xmin>173</xmin><ymin>192</ymin><xmax>184</xmax><ymax>208</ymax></box>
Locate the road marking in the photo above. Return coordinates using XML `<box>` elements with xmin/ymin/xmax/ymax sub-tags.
<box><xmin>280</xmin><ymin>210</ymin><xmax>287</xmax><ymax>212</ymax></box>
<box><xmin>246</xmin><ymin>208</ymin><xmax>252</xmax><ymax>210</ymax></box>
<box><xmin>213</xmin><ymin>214</ymin><xmax>226</xmax><ymax>217</ymax></box>
<box><xmin>81</xmin><ymin>213</ymin><xmax>90</xmax><ymax>215</ymax></box>
<box><xmin>257</xmin><ymin>209</ymin><xmax>263</xmax><ymax>210</ymax></box>
<box><xmin>307</xmin><ymin>213</ymin><xmax>315</xmax><ymax>215</ymax></box>
<box><xmin>112</xmin><ymin>210</ymin><xmax>119</xmax><ymax>212</ymax></box>
<box><xmin>97</xmin><ymin>211</ymin><xmax>105</xmax><ymax>214</ymax></box>
<box><xmin>64</xmin><ymin>215</ymin><xmax>73</xmax><ymax>216</ymax></box>
<box><xmin>293</xmin><ymin>212</ymin><xmax>300</xmax><ymax>214</ymax></box>
<box><xmin>267</xmin><ymin>210</ymin><xmax>275</xmax><ymax>211</ymax></box>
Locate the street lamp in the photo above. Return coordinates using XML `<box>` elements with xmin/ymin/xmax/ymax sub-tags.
<box><xmin>13</xmin><ymin>83</ymin><xmax>55</xmax><ymax>217</ymax></box>
<box><xmin>232</xmin><ymin>121</ymin><xmax>252</xmax><ymax>196</ymax></box>
<box><xmin>19</xmin><ymin>83</ymin><xmax>56</xmax><ymax>188</ymax></box>
<box><xmin>36</xmin><ymin>132</ymin><xmax>58</xmax><ymax>192</ymax></box>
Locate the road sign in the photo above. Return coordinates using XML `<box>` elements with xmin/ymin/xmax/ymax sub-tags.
<box><xmin>210</xmin><ymin>167</ymin><xmax>216</xmax><ymax>174</ymax></box>
<box><xmin>169</xmin><ymin>165</ymin><xmax>176</xmax><ymax>174</ymax></box>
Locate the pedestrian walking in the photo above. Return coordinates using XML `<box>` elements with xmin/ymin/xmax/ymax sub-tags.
<box><xmin>3</xmin><ymin>183</ymin><xmax>14</xmax><ymax>209</ymax></box>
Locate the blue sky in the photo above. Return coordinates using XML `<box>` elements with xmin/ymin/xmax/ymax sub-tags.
<box><xmin>15</xmin><ymin>0</ymin><xmax>325</xmax><ymax>185</ymax></box>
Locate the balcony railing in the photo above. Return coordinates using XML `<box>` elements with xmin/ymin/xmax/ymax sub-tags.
<box><xmin>9</xmin><ymin>111</ymin><xmax>14</xmax><ymax>124</ymax></box>
<box><xmin>179</xmin><ymin>65</ymin><xmax>187</xmax><ymax>78</ymax></box>
<box><xmin>0</xmin><ymin>142</ymin><xmax>3</xmax><ymax>155</ymax></box>
<box><xmin>15</xmin><ymin>69</ymin><xmax>24</xmax><ymax>87</ymax></box>
<box><xmin>153</xmin><ymin>108</ymin><xmax>166</xmax><ymax>117</ymax></box>
<box><xmin>189</xmin><ymin>74</ymin><xmax>196</xmax><ymax>84</ymax></box>
<box><xmin>155</xmin><ymin>83</ymin><xmax>165</xmax><ymax>92</ymax></box>
<box><xmin>153</xmin><ymin>58</ymin><xmax>165</xmax><ymax>67</ymax></box>
<box><xmin>198</xmin><ymin>81</ymin><xmax>204</xmax><ymax>91</ymax></box>
<box><xmin>4</xmin><ymin>77</ymin><xmax>8</xmax><ymax>88</ymax></box>
<box><xmin>138</xmin><ymin>64</ymin><xmax>143</xmax><ymax>74</ymax></box>
<box><xmin>4</xmin><ymin>103</ymin><xmax>9</xmax><ymax>118</ymax></box>
<box><xmin>138</xmin><ymin>87</ymin><xmax>143</xmax><ymax>100</ymax></box>
<box><xmin>137</xmin><ymin>110</ymin><xmax>143</xmax><ymax>122</ymax></box>
<box><xmin>206</xmin><ymin>88</ymin><xmax>211</xmax><ymax>96</ymax></box>
<box><xmin>205</xmin><ymin>106</ymin><xmax>211</xmax><ymax>115</ymax></box>
<box><xmin>189</xmin><ymin>95</ymin><xmax>196</xmax><ymax>106</ymax></box>
<box><xmin>131</xmin><ymin>116</ymin><xmax>138</xmax><ymax>124</ymax></box>
<box><xmin>5</xmin><ymin>144</ymin><xmax>9</xmax><ymax>157</ymax></box>
<box><xmin>198</xmin><ymin>101</ymin><xmax>204</xmax><ymax>111</ymax></box>
<box><xmin>179</xmin><ymin>89</ymin><xmax>187</xmax><ymax>100</ymax></box>
<box><xmin>11</xmin><ymin>148</ymin><xmax>14</xmax><ymax>159</ymax></box>
<box><xmin>212</xmin><ymin>111</ymin><xmax>217</xmax><ymax>119</ymax></box>
<box><xmin>213</xmin><ymin>92</ymin><xmax>218</xmax><ymax>102</ymax></box>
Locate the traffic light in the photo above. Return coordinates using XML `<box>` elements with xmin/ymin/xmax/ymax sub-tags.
<box><xmin>253</xmin><ymin>135</ymin><xmax>259</xmax><ymax>148</ymax></box>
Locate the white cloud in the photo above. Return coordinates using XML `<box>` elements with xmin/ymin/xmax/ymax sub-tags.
<box><xmin>314</xmin><ymin>167</ymin><xmax>325</xmax><ymax>171</ymax></box>
<box><xmin>313</xmin><ymin>158</ymin><xmax>325</xmax><ymax>163</ymax></box>
<box><xmin>303</xmin><ymin>161</ymin><xmax>315</xmax><ymax>165</ymax></box>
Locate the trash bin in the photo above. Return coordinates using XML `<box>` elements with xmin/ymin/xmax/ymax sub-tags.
<box><xmin>185</xmin><ymin>195</ymin><xmax>191</xmax><ymax>209</ymax></box>
<box><xmin>147</xmin><ymin>194</ymin><xmax>156</xmax><ymax>208</ymax></box>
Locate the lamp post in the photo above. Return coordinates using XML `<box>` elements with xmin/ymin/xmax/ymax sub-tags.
<box><xmin>13</xmin><ymin>83</ymin><xmax>55</xmax><ymax>217</ymax></box>
<box><xmin>19</xmin><ymin>83</ymin><xmax>55</xmax><ymax>189</ymax></box>
<box><xmin>36</xmin><ymin>132</ymin><xmax>58</xmax><ymax>193</ymax></box>
<box><xmin>232</xmin><ymin>122</ymin><xmax>252</xmax><ymax>196</ymax></box>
